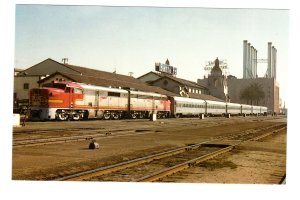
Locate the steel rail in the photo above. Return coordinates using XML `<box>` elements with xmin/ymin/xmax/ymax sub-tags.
<box><xmin>55</xmin><ymin>144</ymin><xmax>201</xmax><ymax>181</ymax></box>
<box><xmin>249</xmin><ymin>126</ymin><xmax>286</xmax><ymax>141</ymax></box>
<box><xmin>136</xmin><ymin>145</ymin><xmax>234</xmax><ymax>182</ymax></box>
<box><xmin>13</xmin><ymin>129</ymin><xmax>154</xmax><ymax>148</ymax></box>
<box><xmin>137</xmin><ymin>125</ymin><xmax>287</xmax><ymax>182</ymax></box>
<box><xmin>57</xmin><ymin>124</ymin><xmax>285</xmax><ymax>181</ymax></box>
<box><xmin>56</xmin><ymin>132</ymin><xmax>250</xmax><ymax>181</ymax></box>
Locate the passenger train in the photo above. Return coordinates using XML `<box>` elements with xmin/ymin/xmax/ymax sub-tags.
<box><xmin>29</xmin><ymin>81</ymin><xmax>267</xmax><ymax>121</ymax></box>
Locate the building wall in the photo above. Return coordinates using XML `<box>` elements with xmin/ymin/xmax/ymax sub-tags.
<box><xmin>227</xmin><ymin>77</ymin><xmax>279</xmax><ymax>113</ymax></box>
<box><xmin>151</xmin><ymin>77</ymin><xmax>209</xmax><ymax>96</ymax></box>
<box><xmin>198</xmin><ymin>75</ymin><xmax>280</xmax><ymax>113</ymax></box>
<box><xmin>207</xmin><ymin>74</ymin><xmax>228</xmax><ymax>101</ymax></box>
<box><xmin>151</xmin><ymin>77</ymin><xmax>180</xmax><ymax>94</ymax></box>
<box><xmin>14</xmin><ymin>76</ymin><xmax>40</xmax><ymax>100</ymax></box>
<box><xmin>274</xmin><ymin>81</ymin><xmax>280</xmax><ymax>113</ymax></box>
<box><xmin>198</xmin><ymin>75</ymin><xmax>228</xmax><ymax>101</ymax></box>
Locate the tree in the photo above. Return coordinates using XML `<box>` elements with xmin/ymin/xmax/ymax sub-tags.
<box><xmin>240</xmin><ymin>83</ymin><xmax>265</xmax><ymax>105</ymax></box>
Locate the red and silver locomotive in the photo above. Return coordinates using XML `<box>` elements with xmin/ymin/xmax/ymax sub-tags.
<box><xmin>29</xmin><ymin>81</ymin><xmax>171</xmax><ymax>121</ymax></box>
<box><xmin>29</xmin><ymin>81</ymin><xmax>268</xmax><ymax>121</ymax></box>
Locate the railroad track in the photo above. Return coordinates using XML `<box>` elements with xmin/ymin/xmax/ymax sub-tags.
<box><xmin>13</xmin><ymin>128</ymin><xmax>156</xmax><ymax>147</ymax></box>
<box><xmin>13</xmin><ymin>116</ymin><xmax>281</xmax><ymax>147</ymax></box>
<box><xmin>55</xmin><ymin>123</ymin><xmax>286</xmax><ymax>182</ymax></box>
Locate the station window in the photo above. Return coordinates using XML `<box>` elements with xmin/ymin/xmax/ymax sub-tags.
<box><xmin>23</xmin><ymin>83</ymin><xmax>29</xmax><ymax>90</ymax></box>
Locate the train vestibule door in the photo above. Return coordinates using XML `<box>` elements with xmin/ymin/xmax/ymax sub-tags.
<box><xmin>66</xmin><ymin>87</ymin><xmax>74</xmax><ymax>109</ymax></box>
<box><xmin>95</xmin><ymin>90</ymin><xmax>100</xmax><ymax>117</ymax></box>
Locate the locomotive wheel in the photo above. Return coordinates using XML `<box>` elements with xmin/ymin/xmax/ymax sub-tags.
<box><xmin>139</xmin><ymin>112</ymin><xmax>145</xmax><ymax>119</ymax></box>
<box><xmin>72</xmin><ymin>114</ymin><xmax>80</xmax><ymax>121</ymax></box>
<box><xmin>112</xmin><ymin>113</ymin><xmax>119</xmax><ymax>120</ymax></box>
<box><xmin>175</xmin><ymin>113</ymin><xmax>181</xmax><ymax>118</ymax></box>
<box><xmin>57</xmin><ymin>112</ymin><xmax>68</xmax><ymax>121</ymax></box>
<box><xmin>103</xmin><ymin>112</ymin><xmax>111</xmax><ymax>120</ymax></box>
<box><xmin>131</xmin><ymin>113</ymin><xmax>137</xmax><ymax>119</ymax></box>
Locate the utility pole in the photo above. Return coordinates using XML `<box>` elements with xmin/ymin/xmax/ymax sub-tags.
<box><xmin>62</xmin><ymin>58</ymin><xmax>68</xmax><ymax>64</ymax></box>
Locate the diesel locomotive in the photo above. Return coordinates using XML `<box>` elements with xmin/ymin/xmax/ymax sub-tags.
<box><xmin>29</xmin><ymin>80</ymin><xmax>267</xmax><ymax>121</ymax></box>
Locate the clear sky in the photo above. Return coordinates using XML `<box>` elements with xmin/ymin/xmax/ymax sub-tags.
<box><xmin>14</xmin><ymin>4</ymin><xmax>289</xmax><ymax>104</ymax></box>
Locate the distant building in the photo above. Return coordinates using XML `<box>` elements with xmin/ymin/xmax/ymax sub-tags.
<box><xmin>198</xmin><ymin>58</ymin><xmax>280</xmax><ymax>113</ymax></box>
<box><xmin>138</xmin><ymin>60</ymin><xmax>224</xmax><ymax>102</ymax></box>
<box><xmin>198</xmin><ymin>58</ymin><xmax>229</xmax><ymax>102</ymax></box>
<box><xmin>227</xmin><ymin>77</ymin><xmax>279</xmax><ymax>113</ymax></box>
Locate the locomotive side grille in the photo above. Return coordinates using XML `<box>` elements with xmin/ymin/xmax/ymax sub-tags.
<box><xmin>30</xmin><ymin>89</ymin><xmax>48</xmax><ymax>107</ymax></box>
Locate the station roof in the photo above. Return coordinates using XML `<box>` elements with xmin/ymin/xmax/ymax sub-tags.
<box><xmin>138</xmin><ymin>71</ymin><xmax>207</xmax><ymax>89</ymax></box>
<box><xmin>38</xmin><ymin>71</ymin><xmax>178</xmax><ymax>97</ymax></box>
<box><xmin>21</xmin><ymin>58</ymin><xmax>222</xmax><ymax>101</ymax></box>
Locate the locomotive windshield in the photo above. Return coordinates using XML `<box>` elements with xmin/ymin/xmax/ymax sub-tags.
<box><xmin>52</xmin><ymin>83</ymin><xmax>67</xmax><ymax>90</ymax></box>
<box><xmin>42</xmin><ymin>82</ymin><xmax>66</xmax><ymax>90</ymax></box>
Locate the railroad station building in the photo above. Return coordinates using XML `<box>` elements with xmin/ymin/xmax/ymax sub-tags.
<box><xmin>138</xmin><ymin>72</ymin><xmax>222</xmax><ymax>101</ymax></box>
<box><xmin>14</xmin><ymin>57</ymin><xmax>280</xmax><ymax>113</ymax></box>
<box><xmin>13</xmin><ymin>58</ymin><xmax>177</xmax><ymax>110</ymax></box>
<box><xmin>13</xmin><ymin>58</ymin><xmax>223</xmax><ymax>109</ymax></box>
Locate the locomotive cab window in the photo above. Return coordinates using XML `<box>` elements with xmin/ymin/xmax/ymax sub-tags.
<box><xmin>74</xmin><ymin>88</ymin><xmax>83</xmax><ymax>94</ymax></box>
<box><xmin>53</xmin><ymin>83</ymin><xmax>66</xmax><ymax>90</ymax></box>
<box><xmin>65</xmin><ymin>87</ymin><xmax>71</xmax><ymax>93</ymax></box>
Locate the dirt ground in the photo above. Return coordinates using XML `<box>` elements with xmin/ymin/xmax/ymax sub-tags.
<box><xmin>161</xmin><ymin>128</ymin><xmax>286</xmax><ymax>183</ymax></box>
<box><xmin>12</xmin><ymin>116</ymin><xmax>287</xmax><ymax>183</ymax></box>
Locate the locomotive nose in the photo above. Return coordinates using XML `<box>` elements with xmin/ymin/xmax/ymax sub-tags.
<box><xmin>30</xmin><ymin>88</ymin><xmax>49</xmax><ymax>107</ymax></box>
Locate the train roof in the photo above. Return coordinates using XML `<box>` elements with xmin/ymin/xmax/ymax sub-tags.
<box><xmin>240</xmin><ymin>104</ymin><xmax>252</xmax><ymax>107</ymax></box>
<box><xmin>52</xmin><ymin>80</ymin><xmax>82</xmax><ymax>88</ymax></box>
<box><xmin>173</xmin><ymin>96</ymin><xmax>206</xmax><ymax>103</ymax></box>
<box><xmin>79</xmin><ymin>84</ymin><xmax>128</xmax><ymax>93</ymax></box>
<box><xmin>130</xmin><ymin>90</ymin><xmax>167</xmax><ymax>97</ymax></box>
<box><xmin>226</xmin><ymin>102</ymin><xmax>241</xmax><ymax>106</ymax></box>
<box><xmin>63</xmin><ymin>82</ymin><xmax>169</xmax><ymax>97</ymax></box>
<box><xmin>205</xmin><ymin>100</ymin><xmax>227</xmax><ymax>105</ymax></box>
